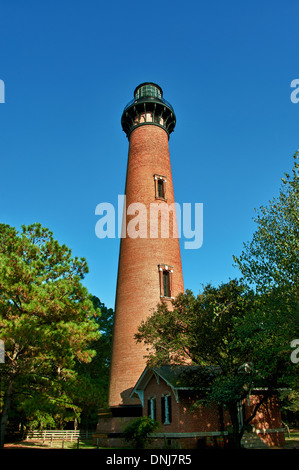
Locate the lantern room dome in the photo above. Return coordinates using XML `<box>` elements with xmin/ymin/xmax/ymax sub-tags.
<box><xmin>121</xmin><ymin>82</ymin><xmax>176</xmax><ymax>139</ymax></box>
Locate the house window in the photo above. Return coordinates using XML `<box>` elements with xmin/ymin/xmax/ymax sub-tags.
<box><xmin>147</xmin><ymin>397</ymin><xmax>156</xmax><ymax>420</ymax></box>
<box><xmin>161</xmin><ymin>395</ymin><xmax>172</xmax><ymax>425</ymax></box>
<box><xmin>158</xmin><ymin>264</ymin><xmax>173</xmax><ymax>299</ymax></box>
<box><xmin>154</xmin><ymin>174</ymin><xmax>167</xmax><ymax>200</ymax></box>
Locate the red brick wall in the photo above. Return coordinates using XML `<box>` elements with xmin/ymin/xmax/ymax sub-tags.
<box><xmin>141</xmin><ymin>375</ymin><xmax>285</xmax><ymax>448</ymax></box>
<box><xmin>177</xmin><ymin>391</ymin><xmax>230</xmax><ymax>433</ymax></box>
<box><xmin>245</xmin><ymin>393</ymin><xmax>285</xmax><ymax>447</ymax></box>
<box><xmin>142</xmin><ymin>374</ymin><xmax>180</xmax><ymax>433</ymax></box>
<box><xmin>142</xmin><ymin>375</ymin><xmax>230</xmax><ymax>434</ymax></box>
<box><xmin>109</xmin><ymin>125</ymin><xmax>184</xmax><ymax>407</ymax></box>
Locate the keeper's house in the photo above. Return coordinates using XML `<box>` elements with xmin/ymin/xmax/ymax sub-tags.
<box><xmin>130</xmin><ymin>365</ymin><xmax>285</xmax><ymax>449</ymax></box>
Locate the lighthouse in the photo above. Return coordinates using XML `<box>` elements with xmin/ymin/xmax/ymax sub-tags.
<box><xmin>95</xmin><ymin>84</ymin><xmax>286</xmax><ymax>450</ymax></box>
<box><xmin>108</xmin><ymin>82</ymin><xmax>184</xmax><ymax>416</ymax></box>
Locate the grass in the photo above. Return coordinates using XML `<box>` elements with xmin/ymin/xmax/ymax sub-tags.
<box><xmin>4</xmin><ymin>439</ymin><xmax>99</xmax><ymax>449</ymax></box>
<box><xmin>284</xmin><ymin>431</ymin><xmax>299</xmax><ymax>448</ymax></box>
<box><xmin>5</xmin><ymin>430</ymin><xmax>299</xmax><ymax>449</ymax></box>
<box><xmin>44</xmin><ymin>439</ymin><xmax>96</xmax><ymax>449</ymax></box>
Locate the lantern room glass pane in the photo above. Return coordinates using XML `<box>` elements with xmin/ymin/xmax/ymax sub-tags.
<box><xmin>135</xmin><ymin>84</ymin><xmax>162</xmax><ymax>100</ymax></box>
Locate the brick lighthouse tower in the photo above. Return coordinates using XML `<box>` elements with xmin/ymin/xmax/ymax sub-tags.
<box><xmin>94</xmin><ymin>83</ymin><xmax>286</xmax><ymax>450</ymax></box>
<box><xmin>105</xmin><ymin>83</ymin><xmax>184</xmax><ymax>426</ymax></box>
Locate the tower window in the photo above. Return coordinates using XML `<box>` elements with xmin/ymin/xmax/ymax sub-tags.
<box><xmin>158</xmin><ymin>179</ymin><xmax>164</xmax><ymax>198</ymax></box>
<box><xmin>158</xmin><ymin>265</ymin><xmax>173</xmax><ymax>299</ymax></box>
<box><xmin>163</xmin><ymin>271</ymin><xmax>170</xmax><ymax>297</ymax></box>
<box><xmin>154</xmin><ymin>174</ymin><xmax>167</xmax><ymax>200</ymax></box>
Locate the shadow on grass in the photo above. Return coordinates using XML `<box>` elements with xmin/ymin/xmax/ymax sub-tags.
<box><xmin>5</xmin><ymin>439</ymin><xmax>98</xmax><ymax>449</ymax></box>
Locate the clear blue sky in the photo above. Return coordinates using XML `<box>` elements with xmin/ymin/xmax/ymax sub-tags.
<box><xmin>0</xmin><ymin>0</ymin><xmax>298</xmax><ymax>309</ymax></box>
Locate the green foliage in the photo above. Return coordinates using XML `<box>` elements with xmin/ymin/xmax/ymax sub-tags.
<box><xmin>0</xmin><ymin>223</ymin><xmax>101</xmax><ymax>445</ymax></box>
<box><xmin>233</xmin><ymin>151</ymin><xmax>299</xmax><ymax>293</ymax></box>
<box><xmin>136</xmin><ymin>280</ymin><xmax>252</xmax><ymax>374</ymax></box>
<box><xmin>122</xmin><ymin>416</ymin><xmax>160</xmax><ymax>449</ymax></box>
<box><xmin>26</xmin><ymin>410</ymin><xmax>56</xmax><ymax>431</ymax></box>
<box><xmin>74</xmin><ymin>297</ymin><xmax>114</xmax><ymax>428</ymax></box>
<box><xmin>0</xmin><ymin>223</ymin><xmax>100</xmax><ymax>368</ymax></box>
<box><xmin>280</xmin><ymin>390</ymin><xmax>299</xmax><ymax>428</ymax></box>
<box><xmin>233</xmin><ymin>152</ymin><xmax>299</xmax><ymax>390</ymax></box>
<box><xmin>136</xmin><ymin>280</ymin><xmax>293</xmax><ymax>447</ymax></box>
<box><xmin>136</xmin><ymin>280</ymin><xmax>260</xmax><ymax>397</ymax></box>
<box><xmin>136</xmin><ymin>153</ymin><xmax>299</xmax><ymax>447</ymax></box>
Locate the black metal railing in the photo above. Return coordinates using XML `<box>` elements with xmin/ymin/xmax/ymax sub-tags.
<box><xmin>123</xmin><ymin>96</ymin><xmax>174</xmax><ymax>113</ymax></box>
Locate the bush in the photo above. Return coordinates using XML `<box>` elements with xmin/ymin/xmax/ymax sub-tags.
<box><xmin>122</xmin><ymin>416</ymin><xmax>160</xmax><ymax>449</ymax></box>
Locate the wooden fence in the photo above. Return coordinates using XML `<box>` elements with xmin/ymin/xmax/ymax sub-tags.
<box><xmin>26</xmin><ymin>430</ymin><xmax>95</xmax><ymax>441</ymax></box>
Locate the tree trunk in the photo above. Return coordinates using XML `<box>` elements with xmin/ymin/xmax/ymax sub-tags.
<box><xmin>0</xmin><ymin>380</ymin><xmax>14</xmax><ymax>449</ymax></box>
<box><xmin>228</xmin><ymin>402</ymin><xmax>242</xmax><ymax>449</ymax></box>
<box><xmin>244</xmin><ymin>390</ymin><xmax>271</xmax><ymax>428</ymax></box>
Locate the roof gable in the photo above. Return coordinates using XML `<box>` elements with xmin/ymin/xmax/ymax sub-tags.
<box><xmin>130</xmin><ymin>365</ymin><xmax>210</xmax><ymax>404</ymax></box>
